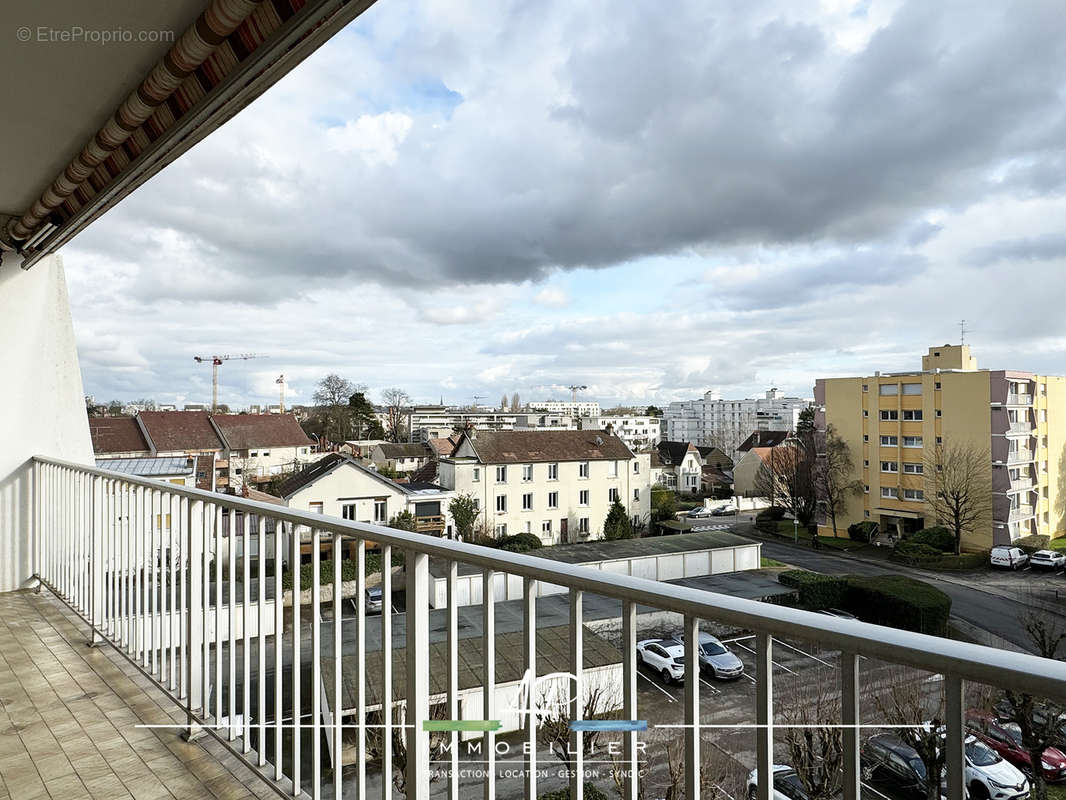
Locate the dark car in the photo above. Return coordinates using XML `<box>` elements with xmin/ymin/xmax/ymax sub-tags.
<box><xmin>861</xmin><ymin>733</ymin><xmax>935</xmax><ymax>800</ymax></box>
<box><xmin>968</xmin><ymin>711</ymin><xmax>1066</xmax><ymax>782</ymax></box>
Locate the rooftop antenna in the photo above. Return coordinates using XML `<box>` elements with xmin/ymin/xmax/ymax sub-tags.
<box><xmin>960</xmin><ymin>319</ymin><xmax>967</xmax><ymax>345</ymax></box>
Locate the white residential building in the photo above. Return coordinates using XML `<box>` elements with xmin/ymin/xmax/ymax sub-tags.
<box><xmin>579</xmin><ymin>415</ymin><xmax>661</xmax><ymax>452</ymax></box>
<box><xmin>280</xmin><ymin>453</ymin><xmax>454</xmax><ymax>536</ymax></box>
<box><xmin>437</xmin><ymin>430</ymin><xmax>651</xmax><ymax>544</ymax></box>
<box><xmin>406</xmin><ymin>406</ymin><xmax>518</xmax><ymax>442</ymax></box>
<box><xmin>665</xmin><ymin>388</ymin><xmax>811</xmax><ymax>457</ymax></box>
<box><xmin>513</xmin><ymin>412</ymin><xmax>578</xmax><ymax>431</ymax></box>
<box><xmin>526</xmin><ymin>400</ymin><xmax>601</xmax><ymax>418</ymax></box>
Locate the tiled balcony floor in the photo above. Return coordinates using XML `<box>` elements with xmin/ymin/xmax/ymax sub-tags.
<box><xmin>0</xmin><ymin>590</ymin><xmax>274</xmax><ymax>800</ymax></box>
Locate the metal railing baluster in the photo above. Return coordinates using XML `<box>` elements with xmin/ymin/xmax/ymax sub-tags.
<box><xmin>259</xmin><ymin>516</ymin><xmax>268</xmax><ymax>767</ymax></box>
<box><xmin>275</xmin><ymin>519</ymin><xmax>285</xmax><ymax>782</ymax></box>
<box><xmin>483</xmin><ymin>568</ymin><xmax>496</xmax><ymax>800</ymax></box>
<box><xmin>292</xmin><ymin>521</ymin><xmax>302</xmax><ymax>797</ymax></box>
<box><xmin>229</xmin><ymin>508</ymin><xmax>237</xmax><ymax>742</ymax></box>
<box><xmin>406</xmin><ymin>549</ymin><xmax>430</xmax><ymax>800</ymax></box>
<box><xmin>243</xmin><ymin>510</ymin><xmax>252</xmax><ymax>753</ymax></box>
<box><xmin>382</xmin><ymin>543</ymin><xmax>393</xmax><ymax>800</ymax></box>
<box><xmin>622</xmin><ymin>599</ymin><xmax>637</xmax><ymax>800</ymax></box>
<box><xmin>523</xmin><ymin>577</ymin><xmax>537</xmax><ymax>800</ymax></box>
<box><xmin>841</xmin><ymin>651</ymin><xmax>860</xmax><ymax>800</ymax></box>
<box><xmin>356</xmin><ymin>541</ymin><xmax>366</xmax><ymax>800</ymax></box>
<box><xmin>332</xmin><ymin>533</ymin><xmax>343</xmax><ymax>800</ymax></box>
<box><xmin>755</xmin><ymin>632</ymin><xmax>774</xmax><ymax>800</ymax></box>
<box><xmin>312</xmin><ymin>529</ymin><xmax>322</xmax><ymax>800</ymax></box>
<box><xmin>185</xmin><ymin>498</ymin><xmax>204</xmax><ymax>739</ymax></box>
<box><xmin>569</xmin><ymin>588</ymin><xmax>583</xmax><ymax>800</ymax></box>
<box><xmin>945</xmin><ymin>675</ymin><xmax>965</xmax><ymax>800</ymax></box>
<box><xmin>216</xmin><ymin>506</ymin><xmax>224</xmax><ymax>726</ymax></box>
<box><xmin>684</xmin><ymin>614</ymin><xmax>700</xmax><ymax>800</ymax></box>
<box><xmin>447</xmin><ymin>559</ymin><xmax>459</xmax><ymax>800</ymax></box>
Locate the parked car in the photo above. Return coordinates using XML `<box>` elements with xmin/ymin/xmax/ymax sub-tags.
<box><xmin>671</xmin><ymin>631</ymin><xmax>744</xmax><ymax>679</ymax></box>
<box><xmin>993</xmin><ymin>698</ymin><xmax>1066</xmax><ymax>748</ymax></box>
<box><xmin>687</xmin><ymin>507</ymin><xmax>714</xmax><ymax>518</ymax></box>
<box><xmin>636</xmin><ymin>638</ymin><xmax>686</xmax><ymax>684</ymax></box>
<box><xmin>746</xmin><ymin>765</ymin><xmax>811</xmax><ymax>800</ymax></box>
<box><xmin>1029</xmin><ymin>550</ymin><xmax>1066</xmax><ymax>570</ymax></box>
<box><xmin>366</xmin><ymin>587</ymin><xmax>383</xmax><ymax>613</ymax></box>
<box><xmin>861</xmin><ymin>733</ymin><xmax>936</xmax><ymax>800</ymax></box>
<box><xmin>990</xmin><ymin>546</ymin><xmax>1029</xmax><ymax>570</ymax></box>
<box><xmin>968</xmin><ymin>710</ymin><xmax>1066</xmax><ymax>782</ymax></box>
<box><xmin>818</xmin><ymin>608</ymin><xmax>859</xmax><ymax>620</ymax></box>
<box><xmin>962</xmin><ymin>735</ymin><xmax>1030</xmax><ymax>800</ymax></box>
<box><xmin>711</xmin><ymin>505</ymin><xmax>735</xmax><ymax>516</ymax></box>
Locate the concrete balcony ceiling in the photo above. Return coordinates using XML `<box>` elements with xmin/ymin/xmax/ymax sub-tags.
<box><xmin>0</xmin><ymin>0</ymin><xmax>378</xmax><ymax>266</ymax></box>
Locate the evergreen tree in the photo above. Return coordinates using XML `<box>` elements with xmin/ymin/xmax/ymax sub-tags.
<box><xmin>603</xmin><ymin>500</ymin><xmax>634</xmax><ymax>540</ymax></box>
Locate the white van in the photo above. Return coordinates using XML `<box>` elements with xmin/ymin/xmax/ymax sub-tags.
<box><xmin>990</xmin><ymin>545</ymin><xmax>1029</xmax><ymax>570</ymax></box>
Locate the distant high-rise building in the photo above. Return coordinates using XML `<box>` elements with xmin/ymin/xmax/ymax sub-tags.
<box><xmin>526</xmin><ymin>400</ymin><xmax>601</xmax><ymax>418</ymax></box>
<box><xmin>664</xmin><ymin>389</ymin><xmax>811</xmax><ymax>456</ymax></box>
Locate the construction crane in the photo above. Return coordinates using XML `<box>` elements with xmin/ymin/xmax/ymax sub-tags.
<box><xmin>193</xmin><ymin>354</ymin><xmax>265</xmax><ymax>412</ymax></box>
<box><xmin>276</xmin><ymin>374</ymin><xmax>286</xmax><ymax>413</ymax></box>
<box><xmin>472</xmin><ymin>394</ymin><xmax>485</xmax><ymax>409</ymax></box>
<box><xmin>567</xmin><ymin>384</ymin><xmax>588</xmax><ymax>404</ymax></box>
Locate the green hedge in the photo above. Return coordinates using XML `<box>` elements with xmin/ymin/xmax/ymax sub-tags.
<box><xmin>910</xmin><ymin>526</ymin><xmax>955</xmax><ymax>552</ymax></box>
<box><xmin>843</xmin><ymin>575</ymin><xmax>951</xmax><ymax>636</ymax></box>
<box><xmin>496</xmin><ymin>532</ymin><xmax>544</xmax><ymax>553</ymax></box>
<box><xmin>777</xmin><ymin>570</ymin><xmax>951</xmax><ymax>636</ymax></box>
<box><xmin>282</xmin><ymin>551</ymin><xmax>405</xmax><ymax>592</ymax></box>
<box><xmin>891</xmin><ymin>544</ymin><xmax>989</xmax><ymax>570</ymax></box>
<box><xmin>1014</xmin><ymin>534</ymin><xmax>1050</xmax><ymax>554</ymax></box>
<box><xmin>847</xmin><ymin>520</ymin><xmax>878</xmax><ymax>542</ymax></box>
<box><xmin>756</xmin><ymin>506</ymin><xmax>786</xmax><ymax>533</ymax></box>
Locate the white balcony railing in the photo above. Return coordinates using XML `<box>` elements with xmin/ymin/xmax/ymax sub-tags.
<box><xmin>29</xmin><ymin>456</ymin><xmax>1066</xmax><ymax>800</ymax></box>
<box><xmin>1006</xmin><ymin>393</ymin><xmax>1033</xmax><ymax>405</ymax></box>
<box><xmin>1008</xmin><ymin>505</ymin><xmax>1035</xmax><ymax>523</ymax></box>
<box><xmin>1007</xmin><ymin>448</ymin><xmax>1033</xmax><ymax>464</ymax></box>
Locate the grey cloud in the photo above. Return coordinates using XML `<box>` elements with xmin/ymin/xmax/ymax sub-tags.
<box><xmin>968</xmin><ymin>233</ymin><xmax>1066</xmax><ymax>267</ymax></box>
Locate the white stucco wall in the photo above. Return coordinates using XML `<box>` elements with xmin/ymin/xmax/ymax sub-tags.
<box><xmin>0</xmin><ymin>253</ymin><xmax>93</xmax><ymax>591</ymax></box>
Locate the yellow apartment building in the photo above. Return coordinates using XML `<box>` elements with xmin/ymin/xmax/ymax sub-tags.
<box><xmin>815</xmin><ymin>345</ymin><xmax>1066</xmax><ymax>550</ymax></box>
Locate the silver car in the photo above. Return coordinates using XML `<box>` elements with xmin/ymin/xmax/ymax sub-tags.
<box><xmin>366</xmin><ymin>587</ymin><xmax>383</xmax><ymax>613</ymax></box>
<box><xmin>672</xmin><ymin>631</ymin><xmax>745</xmax><ymax>679</ymax></box>
<box><xmin>1030</xmin><ymin>550</ymin><xmax>1066</xmax><ymax>570</ymax></box>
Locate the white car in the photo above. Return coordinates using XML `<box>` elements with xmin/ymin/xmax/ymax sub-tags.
<box><xmin>746</xmin><ymin>765</ymin><xmax>809</xmax><ymax>800</ymax></box>
<box><xmin>990</xmin><ymin>546</ymin><xmax>1029</xmax><ymax>570</ymax></box>
<box><xmin>964</xmin><ymin>735</ymin><xmax>1030</xmax><ymax>800</ymax></box>
<box><xmin>1029</xmin><ymin>550</ymin><xmax>1066</xmax><ymax>570</ymax></box>
<box><xmin>687</xmin><ymin>507</ymin><xmax>714</xmax><ymax>518</ymax></box>
<box><xmin>366</xmin><ymin>587</ymin><xmax>383</xmax><ymax>613</ymax></box>
<box><xmin>636</xmin><ymin>638</ymin><xmax>686</xmax><ymax>684</ymax></box>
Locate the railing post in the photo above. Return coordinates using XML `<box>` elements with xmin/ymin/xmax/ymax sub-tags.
<box><xmin>89</xmin><ymin>476</ymin><xmax>104</xmax><ymax>646</ymax></box>
<box><xmin>184</xmin><ymin>498</ymin><xmax>205</xmax><ymax>741</ymax></box>
<box><xmin>841</xmin><ymin>652</ymin><xmax>860</xmax><ymax>800</ymax></box>
<box><xmin>683</xmin><ymin>615</ymin><xmax>700</xmax><ymax>800</ymax></box>
<box><xmin>622</xmin><ymin>600</ymin><xmax>638</xmax><ymax>800</ymax></box>
<box><xmin>945</xmin><ymin>675</ymin><xmax>965</xmax><ymax>800</ymax></box>
<box><xmin>522</xmin><ymin>577</ymin><xmax>537</xmax><ymax>800</ymax></box>
<box><xmin>755</xmin><ymin>632</ymin><xmax>774</xmax><ymax>800</ymax></box>
<box><xmin>32</xmin><ymin>459</ymin><xmax>41</xmax><ymax>589</ymax></box>
<box><xmin>569</xmin><ymin>588</ymin><xmax>584</xmax><ymax>800</ymax></box>
<box><xmin>405</xmin><ymin>550</ymin><xmax>430</xmax><ymax>800</ymax></box>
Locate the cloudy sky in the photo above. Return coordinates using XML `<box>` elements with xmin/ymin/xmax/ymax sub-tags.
<box><xmin>66</xmin><ymin>0</ymin><xmax>1066</xmax><ymax>411</ymax></box>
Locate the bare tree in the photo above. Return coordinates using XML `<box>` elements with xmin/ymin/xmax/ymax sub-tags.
<box><xmin>500</xmin><ymin>393</ymin><xmax>509</xmax><ymax>411</ymax></box>
<box><xmin>313</xmin><ymin>374</ymin><xmax>356</xmax><ymax>407</ymax></box>
<box><xmin>996</xmin><ymin>600</ymin><xmax>1066</xmax><ymax>800</ymax></box>
<box><xmin>780</xmin><ymin>667</ymin><xmax>844</xmax><ymax>800</ymax></box>
<box><xmin>311</xmin><ymin>375</ymin><xmax>364</xmax><ymax>444</ymax></box>
<box><xmin>538</xmin><ymin>681</ymin><xmax>621</xmax><ymax>777</ymax></box>
<box><xmin>380</xmin><ymin>387</ymin><xmax>411</xmax><ymax>443</ymax></box>
<box><xmin>614</xmin><ymin>734</ymin><xmax>743</xmax><ymax>800</ymax></box>
<box><xmin>366</xmin><ymin>703</ymin><xmax>450</xmax><ymax>794</ymax></box>
<box><xmin>512</xmin><ymin>392</ymin><xmax>521</xmax><ymax>412</ymax></box>
<box><xmin>814</xmin><ymin>424</ymin><xmax>863</xmax><ymax>537</ymax></box>
<box><xmin>873</xmin><ymin>667</ymin><xmax>946</xmax><ymax>800</ymax></box>
<box><xmin>753</xmin><ymin>438</ymin><xmax>817</xmax><ymax>526</ymax></box>
<box><xmin>924</xmin><ymin>442</ymin><xmax>993</xmax><ymax>555</ymax></box>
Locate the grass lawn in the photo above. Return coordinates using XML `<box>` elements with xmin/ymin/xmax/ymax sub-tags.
<box><xmin>1049</xmin><ymin>537</ymin><xmax>1066</xmax><ymax>551</ymax></box>
<box><xmin>761</xmin><ymin>556</ymin><xmax>790</xmax><ymax>568</ymax></box>
<box><xmin>1047</xmin><ymin>784</ymin><xmax>1066</xmax><ymax>800</ymax></box>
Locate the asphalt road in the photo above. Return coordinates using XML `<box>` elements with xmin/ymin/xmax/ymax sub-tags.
<box><xmin>757</xmin><ymin>539</ymin><xmax>1063</xmax><ymax>653</ymax></box>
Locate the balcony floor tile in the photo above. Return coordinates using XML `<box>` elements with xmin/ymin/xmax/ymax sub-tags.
<box><xmin>0</xmin><ymin>591</ymin><xmax>275</xmax><ymax>799</ymax></box>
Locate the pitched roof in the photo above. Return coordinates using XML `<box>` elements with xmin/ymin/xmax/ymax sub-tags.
<box><xmin>427</xmin><ymin>436</ymin><xmax>459</xmax><ymax>457</ymax></box>
<box><xmin>459</xmin><ymin>430</ymin><xmax>633</xmax><ymax>464</ymax></box>
<box><xmin>409</xmin><ymin>459</ymin><xmax>439</xmax><ymax>484</ymax></box>
<box><xmin>88</xmin><ymin>417</ymin><xmax>150</xmax><ymax>455</ymax></box>
<box><xmin>211</xmin><ymin>413</ymin><xmax>311</xmax><ymax>450</ymax></box>
<box><xmin>138</xmin><ymin>411</ymin><xmax>224</xmax><ymax>452</ymax></box>
<box><xmin>375</xmin><ymin>442</ymin><xmax>431</xmax><ymax>460</ymax></box>
<box><xmin>737</xmin><ymin>430</ymin><xmax>790</xmax><ymax>452</ymax></box>
<box><xmin>697</xmin><ymin>446</ymin><xmax>734</xmax><ymax>470</ymax></box>
<box><xmin>656</xmin><ymin>440</ymin><xmax>696</xmax><ymax>466</ymax></box>
<box><xmin>277</xmin><ymin>452</ymin><xmax>350</xmax><ymax>498</ymax></box>
<box><xmin>95</xmin><ymin>456</ymin><xmax>191</xmax><ymax>476</ymax></box>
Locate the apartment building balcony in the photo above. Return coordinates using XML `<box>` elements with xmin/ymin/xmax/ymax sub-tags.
<box><xmin>1006</xmin><ymin>420</ymin><xmax>1036</xmax><ymax>436</ymax></box>
<box><xmin>1006</xmin><ymin>393</ymin><xmax>1033</xmax><ymax>406</ymax></box>
<box><xmin>1007</xmin><ymin>476</ymin><xmax>1035</xmax><ymax>493</ymax></box>
<box><xmin>4</xmin><ymin>456</ymin><xmax>1066</xmax><ymax>800</ymax></box>
<box><xmin>1006</xmin><ymin>448</ymin><xmax>1034</xmax><ymax>465</ymax></box>
<box><xmin>414</xmin><ymin>514</ymin><xmax>446</xmax><ymax>534</ymax></box>
<box><xmin>1007</xmin><ymin>504</ymin><xmax>1036</xmax><ymax>523</ymax></box>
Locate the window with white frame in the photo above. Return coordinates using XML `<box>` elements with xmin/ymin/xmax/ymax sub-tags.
<box><xmin>881</xmin><ymin>487</ymin><xmax>899</xmax><ymax>498</ymax></box>
<box><xmin>608</xmin><ymin>460</ymin><xmax>618</xmax><ymax>477</ymax></box>
<box><xmin>495</xmin><ymin>523</ymin><xmax>507</xmax><ymax>536</ymax></box>
<box><xmin>578</xmin><ymin>517</ymin><xmax>589</xmax><ymax>533</ymax></box>
<box><xmin>496</xmin><ymin>495</ymin><xmax>507</xmax><ymax>513</ymax></box>
<box><xmin>524</xmin><ymin>521</ymin><xmax>532</xmax><ymax>534</ymax></box>
<box><xmin>579</xmin><ymin>489</ymin><xmax>589</xmax><ymax>506</ymax></box>
<box><xmin>633</xmin><ymin>461</ymin><xmax>640</xmax><ymax>474</ymax></box>
<box><xmin>579</xmin><ymin>461</ymin><xmax>590</xmax><ymax>479</ymax></box>
<box><xmin>472</xmin><ymin>467</ymin><xmax>480</xmax><ymax>482</ymax></box>
<box><xmin>473</xmin><ymin>498</ymin><xmax>480</xmax><ymax>511</ymax></box>
<box><xmin>903</xmin><ymin>463</ymin><xmax>923</xmax><ymax>474</ymax></box>
<box><xmin>880</xmin><ymin>435</ymin><xmax>898</xmax><ymax>446</ymax></box>
<box><xmin>548</xmin><ymin>463</ymin><xmax>559</xmax><ymax>480</ymax></box>
<box><xmin>374</xmin><ymin>500</ymin><xmax>387</xmax><ymax>522</ymax></box>
<box><xmin>542</xmin><ymin>520</ymin><xmax>552</xmax><ymax>535</ymax></box>
<box><xmin>496</xmin><ymin>465</ymin><xmax>507</xmax><ymax>483</ymax></box>
<box><xmin>633</xmin><ymin>488</ymin><xmax>640</xmax><ymax>501</ymax></box>
<box><xmin>902</xmin><ymin>436</ymin><xmax>922</xmax><ymax>448</ymax></box>
<box><xmin>881</xmin><ymin>461</ymin><xmax>898</xmax><ymax>472</ymax></box>
<box><xmin>522</xmin><ymin>492</ymin><xmax>533</xmax><ymax>510</ymax></box>
<box><xmin>903</xmin><ymin>488</ymin><xmax>924</xmax><ymax>501</ymax></box>
<box><xmin>880</xmin><ymin>410</ymin><xmax>899</xmax><ymax>421</ymax></box>
<box><xmin>342</xmin><ymin>504</ymin><xmax>357</xmax><ymax>521</ymax></box>
<box><xmin>901</xmin><ymin>383</ymin><xmax>922</xmax><ymax>395</ymax></box>
<box><xmin>879</xmin><ymin>384</ymin><xmax>898</xmax><ymax>396</ymax></box>
<box><xmin>609</xmin><ymin>487</ymin><xmax>620</xmax><ymax>503</ymax></box>
<box><xmin>902</xmin><ymin>409</ymin><xmax>923</xmax><ymax>421</ymax></box>
<box><xmin>522</xmin><ymin>464</ymin><xmax>533</xmax><ymax>481</ymax></box>
<box><xmin>547</xmin><ymin>492</ymin><xmax>559</xmax><ymax>509</ymax></box>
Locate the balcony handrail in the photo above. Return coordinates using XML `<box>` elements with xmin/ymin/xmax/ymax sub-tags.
<box><xmin>33</xmin><ymin>454</ymin><xmax>1066</xmax><ymax>701</ymax></box>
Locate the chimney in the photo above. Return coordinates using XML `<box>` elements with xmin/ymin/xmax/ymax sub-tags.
<box><xmin>605</xmin><ymin>422</ymin><xmax>615</xmax><ymax>436</ymax></box>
